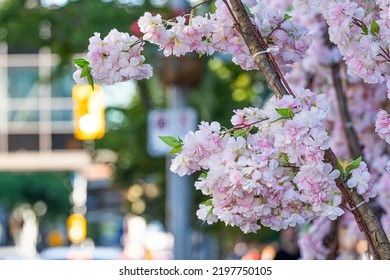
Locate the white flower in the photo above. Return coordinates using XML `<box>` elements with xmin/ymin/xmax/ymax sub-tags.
<box><xmin>196</xmin><ymin>204</ymin><xmax>218</xmax><ymax>225</ymax></box>
<box><xmin>323</xmin><ymin>195</ymin><xmax>344</xmax><ymax>220</ymax></box>
<box><xmin>347</xmin><ymin>162</ymin><xmax>372</xmax><ymax>195</ymax></box>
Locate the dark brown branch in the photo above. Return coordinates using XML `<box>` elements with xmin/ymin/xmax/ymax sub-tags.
<box><xmin>324</xmin><ymin>219</ymin><xmax>339</xmax><ymax>260</ymax></box>
<box><xmin>324</xmin><ymin>34</ymin><xmax>363</xmax><ymax>159</ymax></box>
<box><xmin>227</xmin><ymin>0</ymin><xmax>390</xmax><ymax>260</ymax></box>
<box><xmin>222</xmin><ymin>0</ymin><xmax>290</xmax><ymax>99</ymax></box>
<box><xmin>330</xmin><ymin>62</ymin><xmax>362</xmax><ymax>159</ymax></box>
<box><xmin>323</xmin><ymin>149</ymin><xmax>390</xmax><ymax>260</ymax></box>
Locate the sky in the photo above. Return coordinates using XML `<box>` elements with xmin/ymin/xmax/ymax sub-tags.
<box><xmin>40</xmin><ymin>0</ymin><xmax>69</xmax><ymax>7</ymax></box>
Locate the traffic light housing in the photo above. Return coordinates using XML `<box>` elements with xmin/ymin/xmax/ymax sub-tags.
<box><xmin>72</xmin><ymin>84</ymin><xmax>105</xmax><ymax>140</ymax></box>
<box><xmin>67</xmin><ymin>213</ymin><xmax>87</xmax><ymax>243</ymax></box>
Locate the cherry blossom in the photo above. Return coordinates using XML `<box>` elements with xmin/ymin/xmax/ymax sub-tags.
<box><xmin>72</xmin><ymin>0</ymin><xmax>390</xmax><ymax>258</ymax></box>
<box><xmin>73</xmin><ymin>0</ymin><xmax>312</xmax><ymax>85</ymax></box>
<box><xmin>169</xmin><ymin>88</ymin><xmax>349</xmax><ymax>233</ymax></box>
<box><xmin>74</xmin><ymin>29</ymin><xmax>152</xmax><ymax>85</ymax></box>
<box><xmin>375</xmin><ymin>110</ymin><xmax>390</xmax><ymax>144</ymax></box>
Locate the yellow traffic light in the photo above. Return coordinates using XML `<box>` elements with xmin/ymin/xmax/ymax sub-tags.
<box><xmin>72</xmin><ymin>84</ymin><xmax>105</xmax><ymax>140</ymax></box>
<box><xmin>67</xmin><ymin>213</ymin><xmax>87</xmax><ymax>243</ymax></box>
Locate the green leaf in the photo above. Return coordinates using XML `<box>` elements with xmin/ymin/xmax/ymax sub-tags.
<box><xmin>337</xmin><ymin>160</ymin><xmax>344</xmax><ymax>173</ymax></box>
<box><xmin>201</xmin><ymin>199</ymin><xmax>213</xmax><ymax>207</ymax></box>
<box><xmin>370</xmin><ymin>20</ymin><xmax>380</xmax><ymax>35</ymax></box>
<box><xmin>233</xmin><ymin>129</ymin><xmax>246</xmax><ymax>138</ymax></box>
<box><xmin>345</xmin><ymin>156</ymin><xmax>362</xmax><ymax>174</ymax></box>
<box><xmin>73</xmin><ymin>58</ymin><xmax>89</xmax><ymax>68</ymax></box>
<box><xmin>87</xmin><ymin>73</ymin><xmax>95</xmax><ymax>90</ymax></box>
<box><xmin>159</xmin><ymin>136</ymin><xmax>182</xmax><ymax>148</ymax></box>
<box><xmin>204</xmin><ymin>206</ymin><xmax>214</xmax><ymax>222</ymax></box>
<box><xmin>80</xmin><ymin>65</ymin><xmax>90</xmax><ymax>78</ymax></box>
<box><xmin>275</xmin><ymin>107</ymin><xmax>294</xmax><ymax>119</ymax></box>
<box><xmin>168</xmin><ymin>144</ymin><xmax>183</xmax><ymax>155</ymax></box>
<box><xmin>198</xmin><ymin>52</ymin><xmax>204</xmax><ymax>58</ymax></box>
<box><xmin>280</xmin><ymin>152</ymin><xmax>289</xmax><ymax>163</ymax></box>
<box><xmin>200</xmin><ymin>200</ymin><xmax>214</xmax><ymax>225</ymax></box>
<box><xmin>283</xmin><ymin>13</ymin><xmax>292</xmax><ymax>21</ymax></box>
<box><xmin>267</xmin><ymin>37</ymin><xmax>275</xmax><ymax>45</ymax></box>
<box><xmin>199</xmin><ymin>172</ymin><xmax>208</xmax><ymax>179</ymax></box>
<box><xmin>243</xmin><ymin>4</ymin><xmax>251</xmax><ymax>15</ymax></box>
<box><xmin>361</xmin><ymin>24</ymin><xmax>368</xmax><ymax>35</ymax></box>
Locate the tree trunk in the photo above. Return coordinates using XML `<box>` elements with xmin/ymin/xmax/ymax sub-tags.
<box><xmin>226</xmin><ymin>0</ymin><xmax>390</xmax><ymax>260</ymax></box>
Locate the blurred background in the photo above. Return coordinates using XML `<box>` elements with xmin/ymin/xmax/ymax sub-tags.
<box><xmin>0</xmin><ymin>0</ymin><xmax>285</xmax><ymax>260</ymax></box>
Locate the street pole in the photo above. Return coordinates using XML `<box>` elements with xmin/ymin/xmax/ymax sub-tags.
<box><xmin>166</xmin><ymin>86</ymin><xmax>193</xmax><ymax>260</ymax></box>
<box><xmin>166</xmin><ymin>0</ymin><xmax>192</xmax><ymax>259</ymax></box>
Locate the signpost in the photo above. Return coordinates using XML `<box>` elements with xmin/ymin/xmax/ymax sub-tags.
<box><xmin>147</xmin><ymin>108</ymin><xmax>197</xmax><ymax>157</ymax></box>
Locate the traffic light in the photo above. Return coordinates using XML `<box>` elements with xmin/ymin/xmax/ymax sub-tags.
<box><xmin>72</xmin><ymin>84</ymin><xmax>105</xmax><ymax>140</ymax></box>
<box><xmin>67</xmin><ymin>213</ymin><xmax>87</xmax><ymax>243</ymax></box>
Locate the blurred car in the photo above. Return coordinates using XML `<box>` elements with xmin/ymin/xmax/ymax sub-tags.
<box><xmin>40</xmin><ymin>246</ymin><xmax>122</xmax><ymax>260</ymax></box>
<box><xmin>0</xmin><ymin>246</ymin><xmax>40</xmax><ymax>260</ymax></box>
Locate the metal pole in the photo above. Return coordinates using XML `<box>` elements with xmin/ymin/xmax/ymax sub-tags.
<box><xmin>166</xmin><ymin>85</ymin><xmax>192</xmax><ymax>259</ymax></box>
<box><xmin>162</xmin><ymin>0</ymin><xmax>194</xmax><ymax>260</ymax></box>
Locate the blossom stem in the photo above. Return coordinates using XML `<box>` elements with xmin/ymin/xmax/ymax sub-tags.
<box><xmin>177</xmin><ymin>0</ymin><xmax>212</xmax><ymax>18</ymax></box>
<box><xmin>379</xmin><ymin>45</ymin><xmax>390</xmax><ymax>62</ymax></box>
<box><xmin>223</xmin><ymin>118</ymin><xmax>269</xmax><ymax>135</ymax></box>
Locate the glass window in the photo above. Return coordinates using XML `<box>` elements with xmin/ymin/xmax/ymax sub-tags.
<box><xmin>51</xmin><ymin>110</ymin><xmax>73</xmax><ymax>122</ymax></box>
<box><xmin>51</xmin><ymin>133</ymin><xmax>82</xmax><ymax>150</ymax></box>
<box><xmin>51</xmin><ymin>98</ymin><xmax>73</xmax><ymax>110</ymax></box>
<box><xmin>8</xmin><ymin>110</ymin><xmax>39</xmax><ymax>122</ymax></box>
<box><xmin>8</xmin><ymin>134</ymin><xmax>39</xmax><ymax>151</ymax></box>
<box><xmin>52</xmin><ymin>72</ymin><xmax>74</xmax><ymax>98</ymax></box>
<box><xmin>8</xmin><ymin>67</ymin><xmax>39</xmax><ymax>98</ymax></box>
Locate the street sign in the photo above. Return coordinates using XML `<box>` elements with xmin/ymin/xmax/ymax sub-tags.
<box><xmin>147</xmin><ymin>108</ymin><xmax>197</xmax><ymax>157</ymax></box>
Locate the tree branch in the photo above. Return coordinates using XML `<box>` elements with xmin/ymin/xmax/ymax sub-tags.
<box><xmin>331</xmin><ymin>63</ymin><xmax>362</xmax><ymax>159</ymax></box>
<box><xmin>222</xmin><ymin>0</ymin><xmax>290</xmax><ymax>99</ymax></box>
<box><xmin>324</xmin><ymin>219</ymin><xmax>339</xmax><ymax>260</ymax></box>
<box><xmin>227</xmin><ymin>0</ymin><xmax>390</xmax><ymax>260</ymax></box>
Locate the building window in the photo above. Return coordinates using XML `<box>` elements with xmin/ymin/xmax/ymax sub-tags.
<box><xmin>8</xmin><ymin>67</ymin><xmax>39</xmax><ymax>98</ymax></box>
<box><xmin>8</xmin><ymin>134</ymin><xmax>40</xmax><ymax>151</ymax></box>
<box><xmin>0</xmin><ymin>45</ymin><xmax>81</xmax><ymax>152</ymax></box>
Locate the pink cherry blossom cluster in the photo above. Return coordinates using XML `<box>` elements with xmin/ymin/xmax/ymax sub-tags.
<box><xmin>375</xmin><ymin>109</ymin><xmax>390</xmax><ymax>145</ymax></box>
<box><xmin>73</xmin><ymin>29</ymin><xmax>152</xmax><ymax>85</ymax></box>
<box><xmin>71</xmin><ymin>0</ymin><xmax>390</xmax><ymax>257</ymax></box>
<box><xmin>137</xmin><ymin>0</ymin><xmax>311</xmax><ymax>72</ymax></box>
<box><xmin>294</xmin><ymin>0</ymin><xmax>390</xmax><ymax>87</ymax></box>
<box><xmin>298</xmin><ymin>218</ymin><xmax>331</xmax><ymax>259</ymax></box>
<box><xmin>378</xmin><ymin>173</ymin><xmax>390</xmax><ymax>237</ymax></box>
<box><xmin>263</xmin><ymin>0</ymin><xmax>389</xmax><ymax>258</ymax></box>
<box><xmin>299</xmin><ymin>212</ymin><xmax>365</xmax><ymax>259</ymax></box>
<box><xmin>170</xmin><ymin>88</ymin><xmax>350</xmax><ymax>233</ymax></box>
<box><xmin>73</xmin><ymin>0</ymin><xmax>311</xmax><ymax>85</ymax></box>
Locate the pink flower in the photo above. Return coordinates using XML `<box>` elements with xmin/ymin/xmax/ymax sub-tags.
<box><xmin>347</xmin><ymin>162</ymin><xmax>373</xmax><ymax>196</ymax></box>
<box><xmin>196</xmin><ymin>204</ymin><xmax>218</xmax><ymax>225</ymax></box>
<box><xmin>375</xmin><ymin>110</ymin><xmax>390</xmax><ymax>144</ymax></box>
<box><xmin>74</xmin><ymin>29</ymin><xmax>152</xmax><ymax>85</ymax></box>
<box><xmin>72</xmin><ymin>68</ymin><xmax>87</xmax><ymax>85</ymax></box>
<box><xmin>322</xmin><ymin>195</ymin><xmax>344</xmax><ymax>220</ymax></box>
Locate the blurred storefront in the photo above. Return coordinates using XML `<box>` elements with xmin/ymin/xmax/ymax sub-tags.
<box><xmin>0</xmin><ymin>42</ymin><xmax>122</xmax><ymax>258</ymax></box>
<box><xmin>0</xmin><ymin>43</ymin><xmax>90</xmax><ymax>170</ymax></box>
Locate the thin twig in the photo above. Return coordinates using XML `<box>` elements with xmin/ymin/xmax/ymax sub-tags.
<box><xmin>177</xmin><ymin>0</ymin><xmax>212</xmax><ymax>18</ymax></box>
